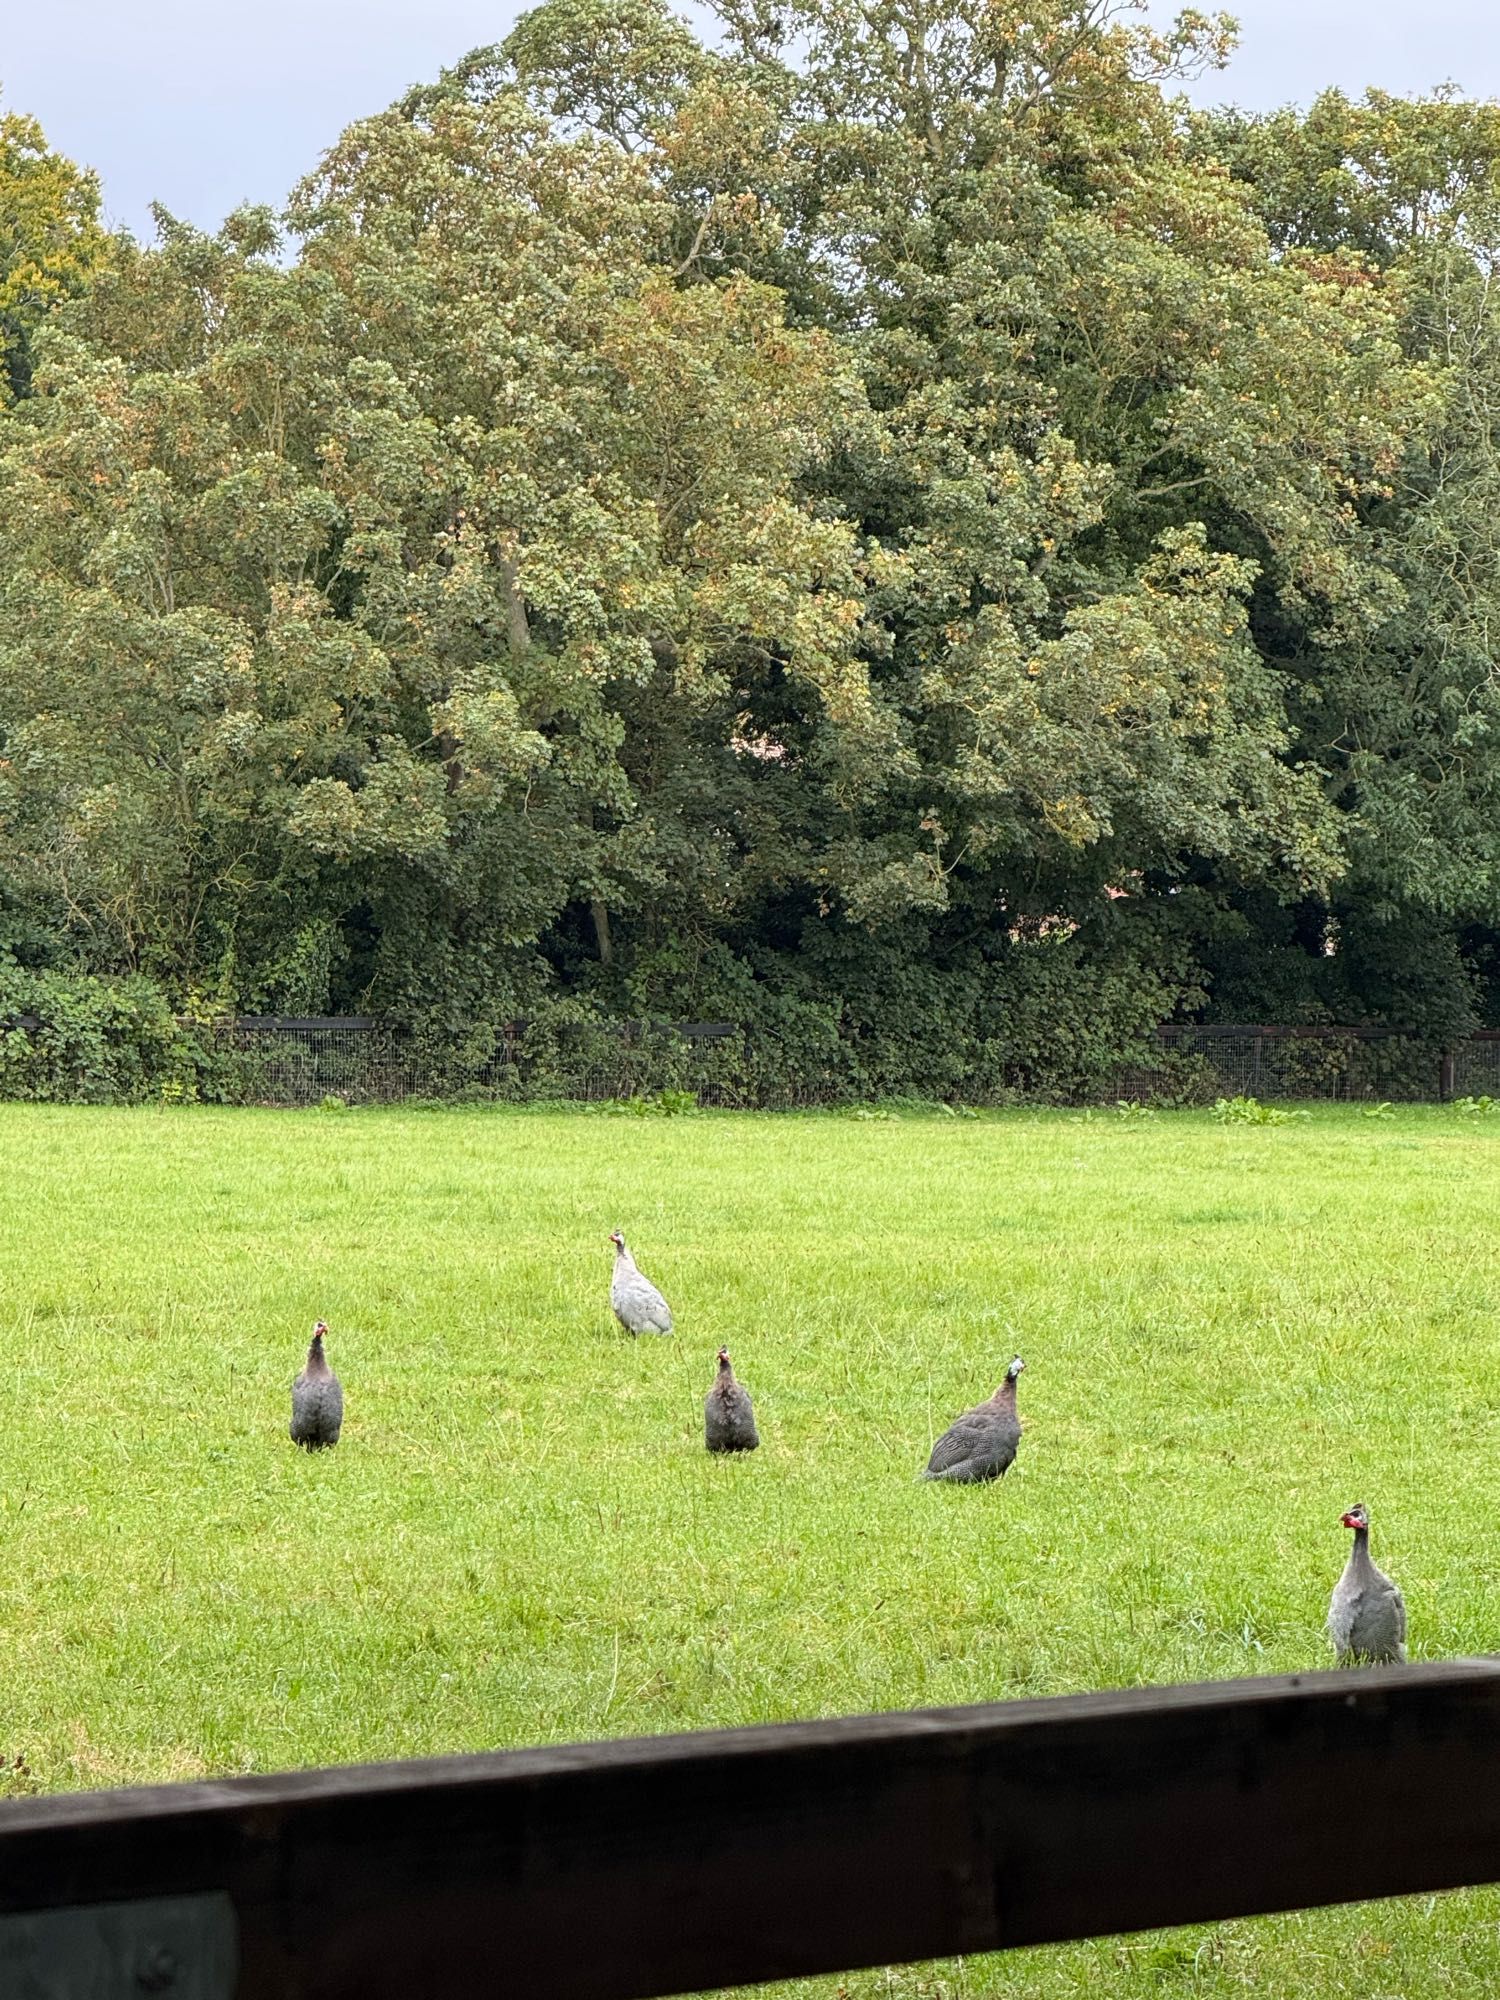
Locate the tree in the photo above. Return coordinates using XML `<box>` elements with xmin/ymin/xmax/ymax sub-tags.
<box><xmin>518</xmin><ymin>0</ymin><xmax>1390</xmax><ymax>920</ymax></box>
<box><xmin>2</xmin><ymin>13</ymin><xmax>1496</xmax><ymax>1090</ymax></box>
<box><xmin>0</xmin><ymin>84</ymin><xmax>872</xmax><ymax>1026</ymax></box>
<box><xmin>1195</xmin><ymin>90</ymin><xmax>1500</xmax><ymax>1025</ymax></box>
<box><xmin>0</xmin><ymin>101</ymin><xmax>109</xmax><ymax>401</ymax></box>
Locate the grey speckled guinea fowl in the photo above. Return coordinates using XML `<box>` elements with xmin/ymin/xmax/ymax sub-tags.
<box><xmin>1328</xmin><ymin>1502</ymin><xmax>1407</xmax><ymax>1664</ymax></box>
<box><xmin>922</xmin><ymin>1357</ymin><xmax>1024</xmax><ymax>1483</ymax></box>
<box><xmin>609</xmin><ymin>1230</ymin><xmax>674</xmax><ymax>1335</ymax></box>
<box><xmin>290</xmin><ymin>1320</ymin><xmax>344</xmax><ymax>1450</ymax></box>
<box><xmin>704</xmin><ymin>1347</ymin><xmax>759</xmax><ymax>1453</ymax></box>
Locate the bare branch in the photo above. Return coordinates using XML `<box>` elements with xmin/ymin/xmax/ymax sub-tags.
<box><xmin>673</xmin><ymin>212</ymin><xmax>713</xmax><ymax>280</ymax></box>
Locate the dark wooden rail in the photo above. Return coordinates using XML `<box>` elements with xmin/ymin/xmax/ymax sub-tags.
<box><xmin>4</xmin><ymin>1661</ymin><xmax>1500</xmax><ymax>1996</ymax></box>
<box><xmin>221</xmin><ymin>1016</ymin><xmax>739</xmax><ymax>1039</ymax></box>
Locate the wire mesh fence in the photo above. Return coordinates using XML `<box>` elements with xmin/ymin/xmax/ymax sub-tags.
<box><xmin>212</xmin><ymin>1018</ymin><xmax>751</xmax><ymax>1108</ymax></box>
<box><xmin>201</xmin><ymin>1018</ymin><xmax>1500</xmax><ymax>1108</ymax></box>
<box><xmin>1120</xmin><ymin>1026</ymin><xmax>1489</xmax><ymax>1105</ymax></box>
<box><xmin>222</xmin><ymin>1019</ymin><xmax>433</xmax><ymax>1106</ymax></box>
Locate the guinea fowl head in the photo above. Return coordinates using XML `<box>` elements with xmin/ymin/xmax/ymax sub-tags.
<box><xmin>1341</xmin><ymin>1503</ymin><xmax>1369</xmax><ymax>1534</ymax></box>
<box><xmin>609</xmin><ymin>1229</ymin><xmax>625</xmax><ymax>1251</ymax></box>
<box><xmin>312</xmin><ymin>1320</ymin><xmax>328</xmax><ymax>1346</ymax></box>
<box><xmin>994</xmin><ymin>1356</ymin><xmax>1024</xmax><ymax>1398</ymax></box>
<box><xmin>717</xmin><ymin>1346</ymin><xmax>732</xmax><ymax>1370</ymax></box>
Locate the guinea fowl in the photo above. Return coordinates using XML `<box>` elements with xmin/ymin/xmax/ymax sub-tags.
<box><xmin>609</xmin><ymin>1230</ymin><xmax>673</xmax><ymax>1336</ymax></box>
<box><xmin>922</xmin><ymin>1357</ymin><xmax>1024</xmax><ymax>1483</ymax></box>
<box><xmin>704</xmin><ymin>1347</ymin><xmax>759</xmax><ymax>1453</ymax></box>
<box><xmin>1328</xmin><ymin>1502</ymin><xmax>1407</xmax><ymax>1665</ymax></box>
<box><xmin>290</xmin><ymin>1320</ymin><xmax>343</xmax><ymax>1450</ymax></box>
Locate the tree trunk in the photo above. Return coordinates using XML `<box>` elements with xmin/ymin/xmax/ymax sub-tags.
<box><xmin>436</xmin><ymin>729</ymin><xmax>465</xmax><ymax>794</ymax></box>
<box><xmin>497</xmin><ymin>553</ymin><xmax>531</xmax><ymax>658</ymax></box>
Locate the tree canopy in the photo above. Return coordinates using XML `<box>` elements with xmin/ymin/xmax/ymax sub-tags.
<box><xmin>3</xmin><ymin>12</ymin><xmax>1500</xmax><ymax>1096</ymax></box>
<box><xmin>0</xmin><ymin>100</ymin><xmax>109</xmax><ymax>402</ymax></box>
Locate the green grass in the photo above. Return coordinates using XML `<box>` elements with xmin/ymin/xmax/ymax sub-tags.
<box><xmin>2</xmin><ymin>1100</ymin><xmax>1499</xmax><ymax>1996</ymax></box>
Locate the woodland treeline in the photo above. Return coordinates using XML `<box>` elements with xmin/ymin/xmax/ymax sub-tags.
<box><xmin>4</xmin><ymin>0</ymin><xmax>1500</xmax><ymax>1098</ymax></box>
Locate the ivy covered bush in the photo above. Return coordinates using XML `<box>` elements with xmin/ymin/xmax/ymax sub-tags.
<box><xmin>0</xmin><ymin>968</ymin><xmax>240</xmax><ymax>1103</ymax></box>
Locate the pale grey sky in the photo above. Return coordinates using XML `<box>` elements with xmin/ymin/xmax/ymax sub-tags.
<box><xmin>4</xmin><ymin>0</ymin><xmax>1497</xmax><ymax>241</ymax></box>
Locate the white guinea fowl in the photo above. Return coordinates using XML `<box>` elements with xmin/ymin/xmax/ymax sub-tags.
<box><xmin>1328</xmin><ymin>1502</ymin><xmax>1407</xmax><ymax>1665</ymax></box>
<box><xmin>609</xmin><ymin>1230</ymin><xmax>674</xmax><ymax>1335</ymax></box>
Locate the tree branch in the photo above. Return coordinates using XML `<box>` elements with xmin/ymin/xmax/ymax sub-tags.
<box><xmin>673</xmin><ymin>212</ymin><xmax>713</xmax><ymax>280</ymax></box>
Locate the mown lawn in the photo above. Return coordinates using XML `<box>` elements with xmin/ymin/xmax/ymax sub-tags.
<box><xmin>2</xmin><ymin>1100</ymin><xmax>1498</xmax><ymax>1996</ymax></box>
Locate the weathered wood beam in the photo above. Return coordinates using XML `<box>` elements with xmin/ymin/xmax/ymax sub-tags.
<box><xmin>2</xmin><ymin>1661</ymin><xmax>1500</xmax><ymax>1999</ymax></box>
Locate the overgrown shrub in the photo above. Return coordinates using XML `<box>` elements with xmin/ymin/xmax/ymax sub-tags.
<box><xmin>0</xmin><ymin>966</ymin><xmax>243</xmax><ymax>1104</ymax></box>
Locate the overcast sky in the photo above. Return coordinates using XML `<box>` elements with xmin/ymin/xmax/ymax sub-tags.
<box><xmin>4</xmin><ymin>0</ymin><xmax>1497</xmax><ymax>242</ymax></box>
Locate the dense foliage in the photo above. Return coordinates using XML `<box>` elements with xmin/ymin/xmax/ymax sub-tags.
<box><xmin>3</xmin><ymin>9</ymin><xmax>1500</xmax><ymax>1098</ymax></box>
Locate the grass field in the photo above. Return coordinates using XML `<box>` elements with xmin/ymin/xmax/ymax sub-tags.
<box><xmin>3</xmin><ymin>1100</ymin><xmax>1500</xmax><ymax>1995</ymax></box>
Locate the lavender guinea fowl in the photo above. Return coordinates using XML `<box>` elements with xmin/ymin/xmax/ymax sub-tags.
<box><xmin>922</xmin><ymin>1358</ymin><xmax>1024</xmax><ymax>1483</ymax></box>
<box><xmin>609</xmin><ymin>1231</ymin><xmax>673</xmax><ymax>1336</ymax></box>
<box><xmin>290</xmin><ymin>1320</ymin><xmax>343</xmax><ymax>1450</ymax></box>
<box><xmin>1328</xmin><ymin>1503</ymin><xmax>1406</xmax><ymax>1664</ymax></box>
<box><xmin>704</xmin><ymin>1347</ymin><xmax>759</xmax><ymax>1453</ymax></box>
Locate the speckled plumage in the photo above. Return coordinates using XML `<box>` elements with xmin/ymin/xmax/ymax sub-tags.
<box><xmin>705</xmin><ymin>1348</ymin><xmax>759</xmax><ymax>1453</ymax></box>
<box><xmin>1328</xmin><ymin>1504</ymin><xmax>1406</xmax><ymax>1664</ymax></box>
<box><xmin>290</xmin><ymin>1323</ymin><xmax>343</xmax><ymax>1450</ymax></box>
<box><xmin>609</xmin><ymin>1233</ymin><xmax>673</xmax><ymax>1336</ymax></box>
<box><xmin>922</xmin><ymin>1358</ymin><xmax>1024</xmax><ymax>1484</ymax></box>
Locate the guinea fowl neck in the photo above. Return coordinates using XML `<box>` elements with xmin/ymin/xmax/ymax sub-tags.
<box><xmin>306</xmin><ymin>1340</ymin><xmax>331</xmax><ymax>1379</ymax></box>
<box><xmin>991</xmin><ymin>1378</ymin><xmax>1018</xmax><ymax>1412</ymax></box>
<box><xmin>1346</xmin><ymin>1524</ymin><xmax>1374</xmax><ymax>1573</ymax></box>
